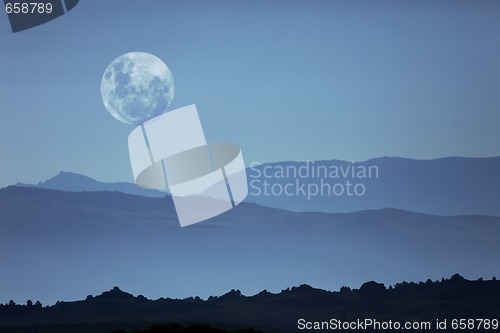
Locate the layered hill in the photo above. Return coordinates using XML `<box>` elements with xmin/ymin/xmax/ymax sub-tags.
<box><xmin>1</xmin><ymin>186</ymin><xmax>499</xmax><ymax>308</ymax></box>
<box><xmin>18</xmin><ymin>156</ymin><xmax>500</xmax><ymax>216</ymax></box>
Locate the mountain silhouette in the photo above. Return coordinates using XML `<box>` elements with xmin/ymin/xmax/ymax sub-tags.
<box><xmin>16</xmin><ymin>171</ymin><xmax>166</xmax><ymax>197</ymax></box>
<box><xmin>247</xmin><ymin>156</ymin><xmax>500</xmax><ymax>216</ymax></box>
<box><xmin>12</xmin><ymin>156</ymin><xmax>500</xmax><ymax>216</ymax></box>
<box><xmin>0</xmin><ymin>275</ymin><xmax>498</xmax><ymax>333</ymax></box>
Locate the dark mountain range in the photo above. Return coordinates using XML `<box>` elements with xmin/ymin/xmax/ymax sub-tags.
<box><xmin>1</xmin><ymin>186</ymin><xmax>499</xmax><ymax>309</ymax></box>
<box><xmin>16</xmin><ymin>171</ymin><xmax>165</xmax><ymax>198</ymax></box>
<box><xmin>14</xmin><ymin>156</ymin><xmax>500</xmax><ymax>216</ymax></box>
<box><xmin>247</xmin><ymin>156</ymin><xmax>500</xmax><ymax>216</ymax></box>
<box><xmin>0</xmin><ymin>275</ymin><xmax>499</xmax><ymax>333</ymax></box>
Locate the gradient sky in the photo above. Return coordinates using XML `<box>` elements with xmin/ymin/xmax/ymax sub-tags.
<box><xmin>0</xmin><ymin>0</ymin><xmax>499</xmax><ymax>188</ymax></box>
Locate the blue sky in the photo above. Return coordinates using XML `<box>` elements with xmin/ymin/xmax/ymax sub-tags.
<box><xmin>0</xmin><ymin>0</ymin><xmax>499</xmax><ymax>188</ymax></box>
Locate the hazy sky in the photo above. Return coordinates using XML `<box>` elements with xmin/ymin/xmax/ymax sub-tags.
<box><xmin>0</xmin><ymin>0</ymin><xmax>499</xmax><ymax>187</ymax></box>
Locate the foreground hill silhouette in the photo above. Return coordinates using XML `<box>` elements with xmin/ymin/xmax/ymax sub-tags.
<box><xmin>0</xmin><ymin>275</ymin><xmax>498</xmax><ymax>333</ymax></box>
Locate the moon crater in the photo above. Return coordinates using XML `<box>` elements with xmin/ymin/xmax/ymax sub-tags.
<box><xmin>101</xmin><ymin>52</ymin><xmax>174</xmax><ymax>125</ymax></box>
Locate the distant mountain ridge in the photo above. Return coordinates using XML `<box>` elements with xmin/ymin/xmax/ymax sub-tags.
<box><xmin>11</xmin><ymin>156</ymin><xmax>500</xmax><ymax>216</ymax></box>
<box><xmin>247</xmin><ymin>156</ymin><xmax>500</xmax><ymax>216</ymax></box>
<box><xmin>16</xmin><ymin>171</ymin><xmax>166</xmax><ymax>198</ymax></box>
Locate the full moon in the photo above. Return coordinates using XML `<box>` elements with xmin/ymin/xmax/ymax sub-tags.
<box><xmin>101</xmin><ymin>52</ymin><xmax>174</xmax><ymax>125</ymax></box>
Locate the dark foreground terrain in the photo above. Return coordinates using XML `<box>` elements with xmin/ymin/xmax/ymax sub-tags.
<box><xmin>0</xmin><ymin>274</ymin><xmax>499</xmax><ymax>333</ymax></box>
